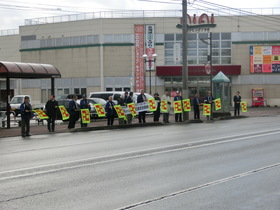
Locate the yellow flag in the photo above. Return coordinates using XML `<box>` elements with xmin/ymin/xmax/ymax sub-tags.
<box><xmin>114</xmin><ymin>105</ymin><xmax>126</xmax><ymax>118</ymax></box>
<box><xmin>160</xmin><ymin>100</ymin><xmax>167</xmax><ymax>113</ymax></box>
<box><xmin>182</xmin><ymin>99</ymin><xmax>191</xmax><ymax>111</ymax></box>
<box><xmin>127</xmin><ymin>103</ymin><xmax>137</xmax><ymax>117</ymax></box>
<box><xmin>33</xmin><ymin>109</ymin><xmax>49</xmax><ymax>119</ymax></box>
<box><xmin>94</xmin><ymin>104</ymin><xmax>106</xmax><ymax>117</ymax></box>
<box><xmin>214</xmin><ymin>98</ymin><xmax>222</xmax><ymax>110</ymax></box>
<box><xmin>59</xmin><ymin>105</ymin><xmax>70</xmax><ymax>120</ymax></box>
<box><xmin>203</xmin><ymin>104</ymin><xmax>211</xmax><ymax>116</ymax></box>
<box><xmin>80</xmin><ymin>109</ymin><xmax>90</xmax><ymax>123</ymax></box>
<box><xmin>173</xmin><ymin>101</ymin><xmax>183</xmax><ymax>113</ymax></box>
<box><xmin>241</xmin><ymin>101</ymin><xmax>247</xmax><ymax>112</ymax></box>
<box><xmin>148</xmin><ymin>98</ymin><xmax>157</xmax><ymax>112</ymax></box>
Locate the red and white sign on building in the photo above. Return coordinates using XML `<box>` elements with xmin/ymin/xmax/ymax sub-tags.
<box><xmin>145</xmin><ymin>25</ymin><xmax>155</xmax><ymax>70</ymax></box>
<box><xmin>134</xmin><ymin>25</ymin><xmax>145</xmax><ymax>93</ymax></box>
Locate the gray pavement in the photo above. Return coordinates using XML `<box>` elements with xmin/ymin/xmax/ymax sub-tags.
<box><xmin>0</xmin><ymin>115</ymin><xmax>280</xmax><ymax>209</ymax></box>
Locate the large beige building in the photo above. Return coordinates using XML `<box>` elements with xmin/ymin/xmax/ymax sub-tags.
<box><xmin>1</xmin><ymin>10</ymin><xmax>280</xmax><ymax>106</ymax></box>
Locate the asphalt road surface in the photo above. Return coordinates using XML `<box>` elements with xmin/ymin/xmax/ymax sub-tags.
<box><xmin>0</xmin><ymin>116</ymin><xmax>280</xmax><ymax>210</ymax></box>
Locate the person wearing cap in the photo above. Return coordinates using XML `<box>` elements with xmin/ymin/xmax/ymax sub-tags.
<box><xmin>233</xmin><ymin>91</ymin><xmax>241</xmax><ymax>116</ymax></box>
<box><xmin>174</xmin><ymin>91</ymin><xmax>183</xmax><ymax>122</ymax></box>
<box><xmin>80</xmin><ymin>94</ymin><xmax>91</xmax><ymax>127</ymax></box>
<box><xmin>20</xmin><ymin>96</ymin><xmax>33</xmax><ymax>137</ymax></box>
<box><xmin>153</xmin><ymin>93</ymin><xmax>161</xmax><ymax>122</ymax></box>
<box><xmin>45</xmin><ymin>94</ymin><xmax>58</xmax><ymax>132</ymax></box>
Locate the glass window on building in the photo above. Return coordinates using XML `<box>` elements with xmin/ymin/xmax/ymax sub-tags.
<box><xmin>221</xmin><ymin>49</ymin><xmax>231</xmax><ymax>56</ymax></box>
<box><xmin>198</xmin><ymin>57</ymin><xmax>207</xmax><ymax>64</ymax></box>
<box><xmin>74</xmin><ymin>88</ymin><xmax>80</xmax><ymax>95</ymax></box>
<box><xmin>212</xmin><ymin>49</ymin><xmax>220</xmax><ymax>56</ymax></box>
<box><xmin>188</xmin><ymin>57</ymin><xmax>197</xmax><ymax>64</ymax></box>
<box><xmin>165</xmin><ymin>42</ymin><xmax>174</xmax><ymax>49</ymax></box>
<box><xmin>221</xmin><ymin>41</ymin><xmax>231</xmax><ymax>48</ymax></box>
<box><xmin>212</xmin><ymin>57</ymin><xmax>220</xmax><ymax>64</ymax></box>
<box><xmin>199</xmin><ymin>41</ymin><xmax>208</xmax><ymax>48</ymax></box>
<box><xmin>188</xmin><ymin>33</ymin><xmax>197</xmax><ymax>40</ymax></box>
<box><xmin>198</xmin><ymin>33</ymin><xmax>208</xmax><ymax>40</ymax></box>
<box><xmin>188</xmin><ymin>49</ymin><xmax>197</xmax><ymax>56</ymax></box>
<box><xmin>115</xmin><ymin>87</ymin><xmax>122</xmax><ymax>91</ymax></box>
<box><xmin>124</xmin><ymin>87</ymin><xmax>131</xmax><ymax>91</ymax></box>
<box><xmin>165</xmin><ymin>50</ymin><xmax>174</xmax><ymax>57</ymax></box>
<box><xmin>212</xmin><ymin>33</ymin><xmax>220</xmax><ymax>40</ymax></box>
<box><xmin>188</xmin><ymin>41</ymin><xmax>197</xmax><ymax>48</ymax></box>
<box><xmin>164</xmin><ymin>34</ymin><xmax>174</xmax><ymax>41</ymax></box>
<box><xmin>212</xmin><ymin>41</ymin><xmax>220</xmax><ymax>48</ymax></box>
<box><xmin>81</xmin><ymin>88</ymin><xmax>87</xmax><ymax>96</ymax></box>
<box><xmin>104</xmin><ymin>35</ymin><xmax>114</xmax><ymax>43</ymax></box>
<box><xmin>164</xmin><ymin>77</ymin><xmax>172</xmax><ymax>84</ymax></box>
<box><xmin>173</xmin><ymin>77</ymin><xmax>182</xmax><ymax>84</ymax></box>
<box><xmin>176</xmin><ymin>34</ymin><xmax>182</xmax><ymax>41</ymax></box>
<box><xmin>198</xmin><ymin>76</ymin><xmax>210</xmax><ymax>84</ymax></box>
<box><xmin>221</xmin><ymin>57</ymin><xmax>231</xmax><ymax>64</ymax></box>
<box><xmin>221</xmin><ymin>33</ymin><xmax>231</xmax><ymax>40</ymax></box>
<box><xmin>63</xmin><ymin>37</ymin><xmax>70</xmax><ymax>46</ymax></box>
<box><xmin>106</xmin><ymin>87</ymin><xmax>113</xmax><ymax>91</ymax></box>
<box><xmin>165</xmin><ymin>58</ymin><xmax>174</xmax><ymax>65</ymax></box>
<box><xmin>80</xmin><ymin>36</ymin><xmax>87</xmax><ymax>45</ymax></box>
<box><xmin>198</xmin><ymin>49</ymin><xmax>208</xmax><ymax>56</ymax></box>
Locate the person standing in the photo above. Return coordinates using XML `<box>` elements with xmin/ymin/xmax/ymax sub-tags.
<box><xmin>68</xmin><ymin>95</ymin><xmax>79</xmax><ymax>129</ymax></box>
<box><xmin>204</xmin><ymin>91</ymin><xmax>215</xmax><ymax>120</ymax></box>
<box><xmin>117</xmin><ymin>95</ymin><xmax>125</xmax><ymax>125</ymax></box>
<box><xmin>125</xmin><ymin>92</ymin><xmax>134</xmax><ymax>124</ymax></box>
<box><xmin>153</xmin><ymin>93</ymin><xmax>161</xmax><ymax>122</ymax></box>
<box><xmin>20</xmin><ymin>96</ymin><xmax>32</xmax><ymax>137</ymax></box>
<box><xmin>137</xmin><ymin>90</ymin><xmax>147</xmax><ymax>123</ymax></box>
<box><xmin>174</xmin><ymin>91</ymin><xmax>183</xmax><ymax>122</ymax></box>
<box><xmin>80</xmin><ymin>95</ymin><xmax>91</xmax><ymax>127</ymax></box>
<box><xmin>162</xmin><ymin>90</ymin><xmax>171</xmax><ymax>123</ymax></box>
<box><xmin>105</xmin><ymin>96</ymin><xmax>116</xmax><ymax>126</ymax></box>
<box><xmin>192</xmin><ymin>93</ymin><xmax>200</xmax><ymax>120</ymax></box>
<box><xmin>45</xmin><ymin>94</ymin><xmax>58</xmax><ymax>132</ymax></box>
<box><xmin>233</xmin><ymin>91</ymin><xmax>242</xmax><ymax>116</ymax></box>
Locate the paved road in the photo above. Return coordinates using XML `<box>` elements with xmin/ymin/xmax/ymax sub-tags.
<box><xmin>0</xmin><ymin>116</ymin><xmax>280</xmax><ymax>209</ymax></box>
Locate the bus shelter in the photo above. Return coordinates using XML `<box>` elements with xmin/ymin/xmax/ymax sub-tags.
<box><xmin>0</xmin><ymin>61</ymin><xmax>61</xmax><ymax>128</ymax></box>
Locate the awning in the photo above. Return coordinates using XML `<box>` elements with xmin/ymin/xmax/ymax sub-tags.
<box><xmin>0</xmin><ymin>61</ymin><xmax>61</xmax><ymax>78</ymax></box>
<box><xmin>156</xmin><ymin>65</ymin><xmax>241</xmax><ymax>76</ymax></box>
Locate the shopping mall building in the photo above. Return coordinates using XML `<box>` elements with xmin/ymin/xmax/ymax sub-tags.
<box><xmin>0</xmin><ymin>9</ymin><xmax>280</xmax><ymax>106</ymax></box>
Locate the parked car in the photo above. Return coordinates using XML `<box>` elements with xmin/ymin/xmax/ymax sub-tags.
<box><xmin>0</xmin><ymin>100</ymin><xmax>7</xmax><ymax>111</ymax></box>
<box><xmin>77</xmin><ymin>97</ymin><xmax>107</xmax><ymax>119</ymax></box>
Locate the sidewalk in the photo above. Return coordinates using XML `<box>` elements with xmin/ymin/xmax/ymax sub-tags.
<box><xmin>1</xmin><ymin>107</ymin><xmax>280</xmax><ymax>138</ymax></box>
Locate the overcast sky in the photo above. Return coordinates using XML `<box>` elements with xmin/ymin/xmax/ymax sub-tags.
<box><xmin>0</xmin><ymin>0</ymin><xmax>279</xmax><ymax>30</ymax></box>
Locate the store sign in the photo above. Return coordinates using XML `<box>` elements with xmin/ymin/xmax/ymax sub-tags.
<box><xmin>173</xmin><ymin>43</ymin><xmax>181</xmax><ymax>65</ymax></box>
<box><xmin>176</xmin><ymin>13</ymin><xmax>216</xmax><ymax>32</ymax></box>
<box><xmin>134</xmin><ymin>25</ymin><xmax>145</xmax><ymax>92</ymax></box>
<box><xmin>250</xmin><ymin>46</ymin><xmax>280</xmax><ymax>73</ymax></box>
<box><xmin>145</xmin><ymin>25</ymin><xmax>155</xmax><ymax>70</ymax></box>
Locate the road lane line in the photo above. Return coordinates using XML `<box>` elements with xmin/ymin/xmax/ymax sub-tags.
<box><xmin>0</xmin><ymin>130</ymin><xmax>280</xmax><ymax>181</ymax></box>
<box><xmin>118</xmin><ymin>162</ymin><xmax>280</xmax><ymax>210</ymax></box>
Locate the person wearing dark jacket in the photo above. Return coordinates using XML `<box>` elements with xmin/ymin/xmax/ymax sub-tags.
<box><xmin>204</xmin><ymin>91</ymin><xmax>215</xmax><ymax>120</ymax></box>
<box><xmin>105</xmin><ymin>96</ymin><xmax>116</xmax><ymax>126</ymax></box>
<box><xmin>137</xmin><ymin>90</ymin><xmax>147</xmax><ymax>123</ymax></box>
<box><xmin>233</xmin><ymin>91</ymin><xmax>241</xmax><ymax>116</ymax></box>
<box><xmin>45</xmin><ymin>94</ymin><xmax>58</xmax><ymax>132</ymax></box>
<box><xmin>174</xmin><ymin>91</ymin><xmax>183</xmax><ymax>122</ymax></box>
<box><xmin>192</xmin><ymin>93</ymin><xmax>200</xmax><ymax>120</ymax></box>
<box><xmin>68</xmin><ymin>95</ymin><xmax>79</xmax><ymax>129</ymax></box>
<box><xmin>80</xmin><ymin>95</ymin><xmax>91</xmax><ymax>127</ymax></box>
<box><xmin>20</xmin><ymin>96</ymin><xmax>32</xmax><ymax>137</ymax></box>
<box><xmin>153</xmin><ymin>93</ymin><xmax>161</xmax><ymax>122</ymax></box>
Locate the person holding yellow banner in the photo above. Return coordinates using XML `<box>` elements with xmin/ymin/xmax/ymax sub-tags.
<box><xmin>80</xmin><ymin>95</ymin><xmax>91</xmax><ymax>127</ymax></box>
<box><xmin>174</xmin><ymin>91</ymin><xmax>183</xmax><ymax>122</ymax></box>
<box><xmin>204</xmin><ymin>91</ymin><xmax>215</xmax><ymax>120</ymax></box>
<box><xmin>45</xmin><ymin>94</ymin><xmax>58</xmax><ymax>132</ymax></box>
<box><xmin>162</xmin><ymin>90</ymin><xmax>171</xmax><ymax>123</ymax></box>
<box><xmin>105</xmin><ymin>96</ymin><xmax>116</xmax><ymax>126</ymax></box>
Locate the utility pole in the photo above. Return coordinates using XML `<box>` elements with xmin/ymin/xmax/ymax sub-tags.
<box><xmin>182</xmin><ymin>0</ymin><xmax>189</xmax><ymax>121</ymax></box>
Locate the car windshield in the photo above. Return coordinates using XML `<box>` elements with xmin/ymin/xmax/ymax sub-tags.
<box><xmin>89</xmin><ymin>98</ymin><xmax>106</xmax><ymax>106</ymax></box>
<box><xmin>10</xmin><ymin>97</ymin><xmax>24</xmax><ymax>104</ymax></box>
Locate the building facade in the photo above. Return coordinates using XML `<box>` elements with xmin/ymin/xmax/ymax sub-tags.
<box><xmin>0</xmin><ymin>10</ymin><xmax>280</xmax><ymax>105</ymax></box>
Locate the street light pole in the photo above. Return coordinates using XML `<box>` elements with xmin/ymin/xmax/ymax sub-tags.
<box><xmin>182</xmin><ymin>0</ymin><xmax>189</xmax><ymax>121</ymax></box>
<box><xmin>142</xmin><ymin>54</ymin><xmax>157</xmax><ymax>95</ymax></box>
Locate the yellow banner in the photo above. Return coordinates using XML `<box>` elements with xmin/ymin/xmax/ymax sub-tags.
<box><xmin>241</xmin><ymin>101</ymin><xmax>248</xmax><ymax>112</ymax></box>
<box><xmin>114</xmin><ymin>105</ymin><xmax>126</xmax><ymax>118</ymax></box>
<box><xmin>81</xmin><ymin>109</ymin><xmax>90</xmax><ymax>123</ymax></box>
<box><xmin>127</xmin><ymin>103</ymin><xmax>137</xmax><ymax>116</ymax></box>
<box><xmin>33</xmin><ymin>109</ymin><xmax>49</xmax><ymax>119</ymax></box>
<box><xmin>214</xmin><ymin>98</ymin><xmax>222</xmax><ymax>110</ymax></box>
<box><xmin>59</xmin><ymin>105</ymin><xmax>70</xmax><ymax>120</ymax></box>
<box><xmin>94</xmin><ymin>104</ymin><xmax>106</xmax><ymax>117</ymax></box>
<box><xmin>160</xmin><ymin>100</ymin><xmax>167</xmax><ymax>113</ymax></box>
<box><xmin>173</xmin><ymin>101</ymin><xmax>183</xmax><ymax>113</ymax></box>
<box><xmin>203</xmin><ymin>104</ymin><xmax>211</xmax><ymax>116</ymax></box>
<box><xmin>148</xmin><ymin>98</ymin><xmax>157</xmax><ymax>112</ymax></box>
<box><xmin>182</xmin><ymin>99</ymin><xmax>191</xmax><ymax>111</ymax></box>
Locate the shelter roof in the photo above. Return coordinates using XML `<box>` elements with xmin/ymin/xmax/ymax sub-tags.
<box><xmin>0</xmin><ymin>61</ymin><xmax>61</xmax><ymax>78</ymax></box>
